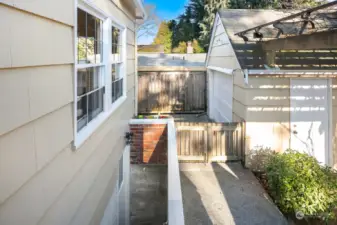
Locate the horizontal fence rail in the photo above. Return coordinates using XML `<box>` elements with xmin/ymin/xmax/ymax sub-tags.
<box><xmin>176</xmin><ymin>122</ymin><xmax>245</xmax><ymax>163</ymax></box>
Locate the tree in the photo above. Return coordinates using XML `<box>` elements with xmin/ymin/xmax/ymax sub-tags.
<box><xmin>170</xmin><ymin>0</ymin><xmax>206</xmax><ymax>51</ymax></box>
<box><xmin>172</xmin><ymin>42</ymin><xmax>187</xmax><ymax>53</ymax></box>
<box><xmin>192</xmin><ymin>39</ymin><xmax>205</xmax><ymax>53</ymax></box>
<box><xmin>199</xmin><ymin>0</ymin><xmax>228</xmax><ymax>51</ymax></box>
<box><xmin>137</xmin><ymin>4</ymin><xmax>161</xmax><ymax>41</ymax></box>
<box><xmin>153</xmin><ymin>21</ymin><xmax>173</xmax><ymax>53</ymax></box>
<box><xmin>227</xmin><ymin>0</ymin><xmax>323</xmax><ymax>9</ymax></box>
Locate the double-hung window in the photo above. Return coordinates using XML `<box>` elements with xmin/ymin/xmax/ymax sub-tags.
<box><xmin>77</xmin><ymin>8</ymin><xmax>105</xmax><ymax>133</ymax></box>
<box><xmin>75</xmin><ymin>1</ymin><xmax>126</xmax><ymax>148</ymax></box>
<box><xmin>111</xmin><ymin>25</ymin><xmax>124</xmax><ymax>104</ymax></box>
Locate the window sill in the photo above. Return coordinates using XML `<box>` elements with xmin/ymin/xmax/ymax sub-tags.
<box><xmin>73</xmin><ymin>95</ymin><xmax>127</xmax><ymax>149</ymax></box>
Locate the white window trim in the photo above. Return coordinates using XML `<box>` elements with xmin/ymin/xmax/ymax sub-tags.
<box><xmin>73</xmin><ymin>0</ymin><xmax>127</xmax><ymax>149</ymax></box>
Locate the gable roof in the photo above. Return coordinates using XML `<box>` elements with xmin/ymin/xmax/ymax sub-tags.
<box><xmin>217</xmin><ymin>9</ymin><xmax>337</xmax><ymax>70</ymax></box>
<box><xmin>217</xmin><ymin>9</ymin><xmax>292</xmax><ymax>70</ymax></box>
<box><xmin>218</xmin><ymin>9</ymin><xmax>293</xmax><ymax>42</ymax></box>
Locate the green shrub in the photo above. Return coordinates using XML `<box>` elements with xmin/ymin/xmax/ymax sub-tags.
<box><xmin>265</xmin><ymin>150</ymin><xmax>337</xmax><ymax>220</ymax></box>
<box><xmin>246</xmin><ymin>147</ymin><xmax>275</xmax><ymax>172</ymax></box>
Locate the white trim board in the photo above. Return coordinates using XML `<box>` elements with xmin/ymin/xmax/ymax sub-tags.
<box><xmin>167</xmin><ymin>120</ymin><xmax>185</xmax><ymax>225</ymax></box>
<box><xmin>248</xmin><ymin>69</ymin><xmax>337</xmax><ymax>75</ymax></box>
<box><xmin>133</xmin><ymin>0</ymin><xmax>147</xmax><ymax>19</ymax></box>
<box><xmin>207</xmin><ymin>66</ymin><xmax>233</xmax><ymax>75</ymax></box>
<box><xmin>205</xmin><ymin>13</ymin><xmax>221</xmax><ymax>66</ymax></box>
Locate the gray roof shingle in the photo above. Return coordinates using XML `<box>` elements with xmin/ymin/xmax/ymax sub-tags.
<box><xmin>217</xmin><ymin>9</ymin><xmax>337</xmax><ymax>70</ymax></box>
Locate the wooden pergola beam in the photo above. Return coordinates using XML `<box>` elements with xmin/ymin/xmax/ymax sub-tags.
<box><xmin>262</xmin><ymin>29</ymin><xmax>337</xmax><ymax>50</ymax></box>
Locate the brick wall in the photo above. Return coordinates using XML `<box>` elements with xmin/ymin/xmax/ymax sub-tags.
<box><xmin>130</xmin><ymin>124</ymin><xmax>168</xmax><ymax>164</ymax></box>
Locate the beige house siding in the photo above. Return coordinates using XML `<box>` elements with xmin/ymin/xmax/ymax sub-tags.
<box><xmin>233</xmin><ymin>75</ymin><xmax>337</xmax><ymax>168</ymax></box>
<box><xmin>239</xmin><ymin>76</ymin><xmax>292</xmax><ymax>153</ymax></box>
<box><xmin>232</xmin><ymin>69</ymin><xmax>246</xmax><ymax>122</ymax></box>
<box><xmin>0</xmin><ymin>0</ymin><xmax>137</xmax><ymax>224</ymax></box>
<box><xmin>0</xmin><ymin>65</ymin><xmax>74</xmax><ymax>136</ymax></box>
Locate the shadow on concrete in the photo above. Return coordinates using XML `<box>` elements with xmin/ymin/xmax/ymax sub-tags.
<box><xmin>130</xmin><ymin>165</ymin><xmax>167</xmax><ymax>225</ymax></box>
<box><xmin>180</xmin><ymin>163</ymin><xmax>287</xmax><ymax>225</ymax></box>
<box><xmin>179</xmin><ymin>171</ymin><xmax>213</xmax><ymax>225</ymax></box>
<box><xmin>210</xmin><ymin>162</ymin><xmax>287</xmax><ymax>225</ymax></box>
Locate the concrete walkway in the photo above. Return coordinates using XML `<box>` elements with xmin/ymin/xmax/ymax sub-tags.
<box><xmin>180</xmin><ymin>163</ymin><xmax>288</xmax><ymax>225</ymax></box>
<box><xmin>130</xmin><ymin>165</ymin><xmax>167</xmax><ymax>225</ymax></box>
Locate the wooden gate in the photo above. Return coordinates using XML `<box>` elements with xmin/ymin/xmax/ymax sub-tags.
<box><xmin>176</xmin><ymin>122</ymin><xmax>245</xmax><ymax>162</ymax></box>
<box><xmin>138</xmin><ymin>71</ymin><xmax>206</xmax><ymax>113</ymax></box>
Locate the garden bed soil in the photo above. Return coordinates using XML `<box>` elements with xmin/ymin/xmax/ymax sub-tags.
<box><xmin>253</xmin><ymin>171</ymin><xmax>337</xmax><ymax>225</ymax></box>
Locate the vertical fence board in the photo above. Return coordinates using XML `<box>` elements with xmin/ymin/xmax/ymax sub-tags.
<box><xmin>138</xmin><ymin>71</ymin><xmax>206</xmax><ymax>113</ymax></box>
<box><xmin>176</xmin><ymin>122</ymin><xmax>245</xmax><ymax>162</ymax></box>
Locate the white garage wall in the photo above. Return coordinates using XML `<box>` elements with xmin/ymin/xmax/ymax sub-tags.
<box><xmin>209</xmin><ymin>70</ymin><xmax>233</xmax><ymax>122</ymax></box>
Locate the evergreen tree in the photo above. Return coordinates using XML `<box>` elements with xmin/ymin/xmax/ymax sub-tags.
<box><xmin>153</xmin><ymin>21</ymin><xmax>173</xmax><ymax>53</ymax></box>
<box><xmin>170</xmin><ymin>0</ymin><xmax>206</xmax><ymax>50</ymax></box>
<box><xmin>192</xmin><ymin>39</ymin><xmax>205</xmax><ymax>53</ymax></box>
<box><xmin>199</xmin><ymin>0</ymin><xmax>228</xmax><ymax>51</ymax></box>
<box><xmin>227</xmin><ymin>0</ymin><xmax>323</xmax><ymax>9</ymax></box>
<box><xmin>172</xmin><ymin>42</ymin><xmax>187</xmax><ymax>53</ymax></box>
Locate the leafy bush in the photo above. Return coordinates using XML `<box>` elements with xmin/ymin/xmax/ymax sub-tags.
<box><xmin>265</xmin><ymin>150</ymin><xmax>337</xmax><ymax>220</ymax></box>
<box><xmin>246</xmin><ymin>147</ymin><xmax>276</xmax><ymax>172</ymax></box>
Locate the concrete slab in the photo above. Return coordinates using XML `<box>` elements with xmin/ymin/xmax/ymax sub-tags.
<box><xmin>180</xmin><ymin>163</ymin><xmax>287</xmax><ymax>225</ymax></box>
<box><xmin>130</xmin><ymin>165</ymin><xmax>167</xmax><ymax>225</ymax></box>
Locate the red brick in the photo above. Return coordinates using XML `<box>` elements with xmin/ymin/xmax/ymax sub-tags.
<box><xmin>129</xmin><ymin>123</ymin><xmax>168</xmax><ymax>164</ymax></box>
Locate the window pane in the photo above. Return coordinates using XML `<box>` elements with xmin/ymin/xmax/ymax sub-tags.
<box><xmin>87</xmin><ymin>37</ymin><xmax>95</xmax><ymax>63</ymax></box>
<box><xmin>111</xmin><ymin>64</ymin><xmax>123</xmax><ymax>104</ymax></box>
<box><xmin>111</xmin><ymin>80</ymin><xmax>117</xmax><ymax>103</ymax></box>
<box><xmin>77</xmin><ymin>96</ymin><xmax>88</xmax><ymax>132</ymax></box>
<box><xmin>111</xmin><ymin>64</ymin><xmax>116</xmax><ymax>81</ymax></box>
<box><xmin>112</xmin><ymin>64</ymin><xmax>122</xmax><ymax>81</ymax></box>
<box><xmin>88</xmin><ymin>88</ymin><xmax>104</xmax><ymax>123</ymax></box>
<box><xmin>112</xmin><ymin>26</ymin><xmax>121</xmax><ymax>62</ymax></box>
<box><xmin>96</xmin><ymin>19</ymin><xmax>102</xmax><ymax>42</ymax></box>
<box><xmin>77</xmin><ymin>8</ymin><xmax>87</xmax><ymax>64</ymax></box>
<box><xmin>87</xmin><ymin>13</ymin><xmax>96</xmax><ymax>40</ymax></box>
<box><xmin>112</xmin><ymin>27</ymin><xmax>120</xmax><ymax>46</ymax></box>
<box><xmin>77</xmin><ymin>8</ymin><xmax>86</xmax><ymax>37</ymax></box>
<box><xmin>95</xmin><ymin>19</ymin><xmax>103</xmax><ymax>63</ymax></box>
<box><xmin>119</xmin><ymin>78</ymin><xmax>123</xmax><ymax>98</ymax></box>
<box><xmin>116</xmin><ymin>78</ymin><xmax>123</xmax><ymax>99</ymax></box>
<box><xmin>78</xmin><ymin>37</ymin><xmax>87</xmax><ymax>64</ymax></box>
<box><xmin>77</xmin><ymin>67</ymin><xmax>102</xmax><ymax>96</ymax></box>
<box><xmin>112</xmin><ymin>78</ymin><xmax>123</xmax><ymax>104</ymax></box>
<box><xmin>95</xmin><ymin>41</ymin><xmax>103</xmax><ymax>64</ymax></box>
<box><xmin>77</xmin><ymin>8</ymin><xmax>102</xmax><ymax>65</ymax></box>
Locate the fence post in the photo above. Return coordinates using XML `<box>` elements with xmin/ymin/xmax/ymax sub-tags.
<box><xmin>206</xmin><ymin>123</ymin><xmax>212</xmax><ymax>163</ymax></box>
<box><xmin>241</xmin><ymin>121</ymin><xmax>246</xmax><ymax>167</ymax></box>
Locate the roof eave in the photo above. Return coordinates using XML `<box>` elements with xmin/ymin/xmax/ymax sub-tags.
<box><xmin>133</xmin><ymin>0</ymin><xmax>147</xmax><ymax>20</ymax></box>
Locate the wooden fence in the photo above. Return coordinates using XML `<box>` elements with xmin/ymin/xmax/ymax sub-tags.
<box><xmin>138</xmin><ymin>71</ymin><xmax>206</xmax><ymax>114</ymax></box>
<box><xmin>176</xmin><ymin>122</ymin><xmax>245</xmax><ymax>163</ymax></box>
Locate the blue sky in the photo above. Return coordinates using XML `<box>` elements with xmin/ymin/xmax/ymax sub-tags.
<box><xmin>138</xmin><ymin>0</ymin><xmax>189</xmax><ymax>44</ymax></box>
